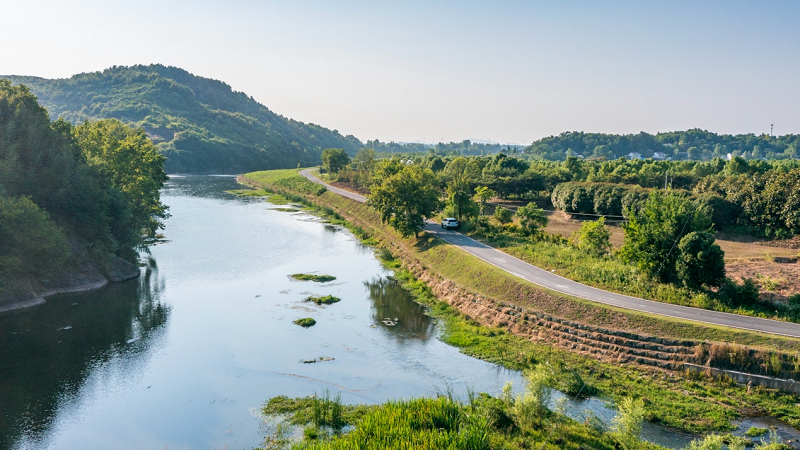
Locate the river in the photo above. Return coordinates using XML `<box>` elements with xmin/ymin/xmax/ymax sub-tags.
<box><xmin>2</xmin><ymin>175</ymin><xmax>792</xmax><ymax>449</ymax></box>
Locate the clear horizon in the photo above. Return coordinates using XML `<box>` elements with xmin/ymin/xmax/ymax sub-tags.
<box><xmin>2</xmin><ymin>0</ymin><xmax>798</xmax><ymax>144</ymax></box>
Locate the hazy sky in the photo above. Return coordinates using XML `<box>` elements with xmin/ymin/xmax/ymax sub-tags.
<box><xmin>2</xmin><ymin>1</ymin><xmax>799</xmax><ymax>144</ymax></box>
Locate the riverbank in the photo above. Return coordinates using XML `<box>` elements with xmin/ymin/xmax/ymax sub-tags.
<box><xmin>0</xmin><ymin>254</ymin><xmax>139</xmax><ymax>314</ymax></box>
<box><xmin>241</xmin><ymin>169</ymin><xmax>800</xmax><ymax>435</ymax></box>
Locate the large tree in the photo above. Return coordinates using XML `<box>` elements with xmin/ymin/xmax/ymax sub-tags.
<box><xmin>443</xmin><ymin>157</ymin><xmax>480</xmax><ymax>220</ymax></box>
<box><xmin>619</xmin><ymin>190</ymin><xmax>711</xmax><ymax>283</ymax></box>
<box><xmin>368</xmin><ymin>162</ymin><xmax>439</xmax><ymax>238</ymax></box>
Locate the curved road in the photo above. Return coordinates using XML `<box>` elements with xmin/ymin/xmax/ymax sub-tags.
<box><xmin>300</xmin><ymin>169</ymin><xmax>800</xmax><ymax>338</ymax></box>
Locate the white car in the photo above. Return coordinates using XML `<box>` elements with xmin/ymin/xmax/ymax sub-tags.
<box><xmin>441</xmin><ymin>218</ymin><xmax>459</xmax><ymax>229</ymax></box>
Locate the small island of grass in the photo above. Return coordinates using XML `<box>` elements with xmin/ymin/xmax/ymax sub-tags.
<box><xmin>305</xmin><ymin>295</ymin><xmax>341</xmax><ymax>305</ymax></box>
<box><xmin>745</xmin><ymin>426</ymin><xmax>769</xmax><ymax>437</ymax></box>
<box><xmin>291</xmin><ymin>273</ymin><xmax>337</xmax><ymax>283</ymax></box>
<box><xmin>293</xmin><ymin>317</ymin><xmax>317</xmax><ymax>328</ymax></box>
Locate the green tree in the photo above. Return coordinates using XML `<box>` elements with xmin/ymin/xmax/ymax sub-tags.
<box><xmin>349</xmin><ymin>147</ymin><xmax>376</xmax><ymax>187</ymax></box>
<box><xmin>75</xmin><ymin>119</ymin><xmax>168</xmax><ymax>238</ymax></box>
<box><xmin>515</xmin><ymin>203</ymin><xmax>548</xmax><ymax>235</ymax></box>
<box><xmin>473</xmin><ymin>186</ymin><xmax>496</xmax><ymax>216</ymax></box>
<box><xmin>572</xmin><ymin>217</ymin><xmax>612</xmax><ymax>256</ymax></box>
<box><xmin>676</xmin><ymin>232</ymin><xmax>726</xmax><ymax>289</ymax></box>
<box><xmin>443</xmin><ymin>157</ymin><xmax>480</xmax><ymax>220</ymax></box>
<box><xmin>619</xmin><ymin>190</ymin><xmax>710</xmax><ymax>283</ymax></box>
<box><xmin>321</xmin><ymin>148</ymin><xmax>350</xmax><ymax>175</ymax></box>
<box><xmin>368</xmin><ymin>165</ymin><xmax>439</xmax><ymax>238</ymax></box>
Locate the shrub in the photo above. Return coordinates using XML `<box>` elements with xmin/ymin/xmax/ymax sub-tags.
<box><xmin>572</xmin><ymin>217</ymin><xmax>612</xmax><ymax>256</ymax></box>
<box><xmin>493</xmin><ymin>206</ymin><xmax>513</xmax><ymax>224</ymax></box>
<box><xmin>516</xmin><ymin>203</ymin><xmax>548</xmax><ymax>235</ymax></box>
<box><xmin>717</xmin><ymin>278</ymin><xmax>760</xmax><ymax>307</ymax></box>
<box><xmin>676</xmin><ymin>231</ymin><xmax>726</xmax><ymax>289</ymax></box>
<box><xmin>610</xmin><ymin>397</ymin><xmax>645</xmax><ymax>450</ymax></box>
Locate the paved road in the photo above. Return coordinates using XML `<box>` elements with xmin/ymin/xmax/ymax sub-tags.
<box><xmin>300</xmin><ymin>169</ymin><xmax>800</xmax><ymax>338</ymax></box>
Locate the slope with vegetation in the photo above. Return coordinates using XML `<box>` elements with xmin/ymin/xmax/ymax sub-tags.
<box><xmin>2</xmin><ymin>64</ymin><xmax>362</xmax><ymax>173</ymax></box>
<box><xmin>0</xmin><ymin>80</ymin><xmax>167</xmax><ymax>306</ymax></box>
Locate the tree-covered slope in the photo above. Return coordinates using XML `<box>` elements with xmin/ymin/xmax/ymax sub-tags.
<box><xmin>2</xmin><ymin>65</ymin><xmax>363</xmax><ymax>173</ymax></box>
<box><xmin>0</xmin><ymin>81</ymin><xmax>167</xmax><ymax>303</ymax></box>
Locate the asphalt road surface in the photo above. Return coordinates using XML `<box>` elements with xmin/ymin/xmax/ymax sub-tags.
<box><xmin>300</xmin><ymin>169</ymin><xmax>800</xmax><ymax>338</ymax></box>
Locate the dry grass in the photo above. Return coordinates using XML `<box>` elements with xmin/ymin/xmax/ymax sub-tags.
<box><xmin>542</xmin><ymin>212</ymin><xmax>800</xmax><ymax>259</ymax></box>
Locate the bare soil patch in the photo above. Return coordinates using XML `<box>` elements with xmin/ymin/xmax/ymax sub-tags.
<box><xmin>726</xmin><ymin>260</ymin><xmax>800</xmax><ymax>303</ymax></box>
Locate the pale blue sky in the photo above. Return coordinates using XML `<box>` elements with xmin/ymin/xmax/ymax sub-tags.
<box><xmin>2</xmin><ymin>1</ymin><xmax>798</xmax><ymax>143</ymax></box>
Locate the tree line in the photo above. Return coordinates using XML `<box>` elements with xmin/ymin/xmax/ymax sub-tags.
<box><xmin>525</xmin><ymin>129</ymin><xmax>799</xmax><ymax>161</ymax></box>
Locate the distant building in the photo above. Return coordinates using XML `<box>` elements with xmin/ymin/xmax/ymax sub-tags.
<box><xmin>726</xmin><ymin>153</ymin><xmax>733</xmax><ymax>161</ymax></box>
<box><xmin>652</xmin><ymin>152</ymin><xmax>667</xmax><ymax>160</ymax></box>
<box><xmin>627</xmin><ymin>152</ymin><xmax>642</xmax><ymax>160</ymax></box>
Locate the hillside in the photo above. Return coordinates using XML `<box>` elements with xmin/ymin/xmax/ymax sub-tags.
<box><xmin>2</xmin><ymin>65</ymin><xmax>363</xmax><ymax>173</ymax></box>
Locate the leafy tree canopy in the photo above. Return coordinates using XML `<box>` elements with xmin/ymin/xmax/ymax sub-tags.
<box><xmin>619</xmin><ymin>190</ymin><xmax>711</xmax><ymax>283</ymax></box>
<box><xmin>368</xmin><ymin>162</ymin><xmax>439</xmax><ymax>238</ymax></box>
<box><xmin>321</xmin><ymin>148</ymin><xmax>349</xmax><ymax>174</ymax></box>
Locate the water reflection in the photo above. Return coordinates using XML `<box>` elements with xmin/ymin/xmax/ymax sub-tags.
<box><xmin>365</xmin><ymin>277</ymin><xmax>436</xmax><ymax>341</ymax></box>
<box><xmin>0</xmin><ymin>266</ymin><xmax>170</xmax><ymax>449</ymax></box>
<box><xmin>164</xmin><ymin>174</ymin><xmax>240</xmax><ymax>199</ymax></box>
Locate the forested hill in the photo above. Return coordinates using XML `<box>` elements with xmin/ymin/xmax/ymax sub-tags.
<box><xmin>2</xmin><ymin>65</ymin><xmax>363</xmax><ymax>173</ymax></box>
<box><xmin>526</xmin><ymin>130</ymin><xmax>799</xmax><ymax>161</ymax></box>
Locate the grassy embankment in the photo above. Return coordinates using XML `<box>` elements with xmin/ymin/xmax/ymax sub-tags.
<box><xmin>241</xmin><ymin>169</ymin><xmax>800</xmax><ymax>434</ymax></box>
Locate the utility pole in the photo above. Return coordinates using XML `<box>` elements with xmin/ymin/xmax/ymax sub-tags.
<box><xmin>771</xmin><ymin>124</ymin><xmax>774</xmax><ymax>136</ymax></box>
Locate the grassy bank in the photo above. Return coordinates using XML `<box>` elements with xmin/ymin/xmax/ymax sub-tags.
<box><xmin>241</xmin><ymin>169</ymin><xmax>800</xmax><ymax>433</ymax></box>
<box><xmin>257</xmin><ymin>388</ymin><xmax>666</xmax><ymax>450</ymax></box>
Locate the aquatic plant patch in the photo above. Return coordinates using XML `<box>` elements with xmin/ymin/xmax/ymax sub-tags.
<box><xmin>293</xmin><ymin>317</ymin><xmax>317</xmax><ymax>327</ymax></box>
<box><xmin>291</xmin><ymin>273</ymin><xmax>337</xmax><ymax>283</ymax></box>
<box><xmin>305</xmin><ymin>295</ymin><xmax>341</xmax><ymax>305</ymax></box>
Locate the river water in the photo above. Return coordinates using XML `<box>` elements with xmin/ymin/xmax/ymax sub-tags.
<box><xmin>1</xmin><ymin>176</ymin><xmax>793</xmax><ymax>450</ymax></box>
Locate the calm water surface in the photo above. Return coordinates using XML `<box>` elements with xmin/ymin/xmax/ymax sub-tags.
<box><xmin>1</xmin><ymin>176</ymin><xmax>525</xmax><ymax>450</ymax></box>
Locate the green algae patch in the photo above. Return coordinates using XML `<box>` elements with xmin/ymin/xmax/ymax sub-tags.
<box><xmin>291</xmin><ymin>273</ymin><xmax>336</xmax><ymax>283</ymax></box>
<box><xmin>293</xmin><ymin>317</ymin><xmax>317</xmax><ymax>328</ymax></box>
<box><xmin>305</xmin><ymin>295</ymin><xmax>341</xmax><ymax>305</ymax></box>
